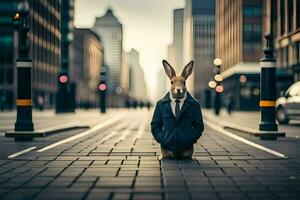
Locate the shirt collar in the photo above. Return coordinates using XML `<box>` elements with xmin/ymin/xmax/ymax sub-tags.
<box><xmin>170</xmin><ymin>92</ymin><xmax>186</xmax><ymax>102</ymax></box>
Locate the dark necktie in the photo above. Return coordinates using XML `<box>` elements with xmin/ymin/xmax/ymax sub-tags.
<box><xmin>175</xmin><ymin>99</ymin><xmax>180</xmax><ymax>118</ymax></box>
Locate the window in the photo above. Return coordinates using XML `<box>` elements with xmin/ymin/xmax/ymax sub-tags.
<box><xmin>297</xmin><ymin>0</ymin><xmax>300</xmax><ymax>28</ymax></box>
<box><xmin>288</xmin><ymin>0</ymin><xmax>294</xmax><ymax>32</ymax></box>
<box><xmin>280</xmin><ymin>0</ymin><xmax>285</xmax><ymax>34</ymax></box>
<box><xmin>243</xmin><ymin>6</ymin><xmax>262</xmax><ymax>17</ymax></box>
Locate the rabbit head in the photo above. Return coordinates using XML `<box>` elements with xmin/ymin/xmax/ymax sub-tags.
<box><xmin>162</xmin><ymin>60</ymin><xmax>194</xmax><ymax>99</ymax></box>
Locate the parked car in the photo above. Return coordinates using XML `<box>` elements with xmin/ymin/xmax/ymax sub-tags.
<box><xmin>276</xmin><ymin>81</ymin><xmax>300</xmax><ymax>124</ymax></box>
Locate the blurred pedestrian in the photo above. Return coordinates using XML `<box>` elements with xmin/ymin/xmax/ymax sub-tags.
<box><xmin>37</xmin><ymin>95</ymin><xmax>44</xmax><ymax>111</ymax></box>
<box><xmin>133</xmin><ymin>100</ymin><xmax>138</xmax><ymax>109</ymax></box>
<box><xmin>139</xmin><ymin>101</ymin><xmax>144</xmax><ymax>109</ymax></box>
<box><xmin>146</xmin><ymin>101</ymin><xmax>151</xmax><ymax>110</ymax></box>
<box><xmin>226</xmin><ymin>95</ymin><xmax>235</xmax><ymax>115</ymax></box>
<box><xmin>125</xmin><ymin>98</ymin><xmax>130</xmax><ymax>110</ymax></box>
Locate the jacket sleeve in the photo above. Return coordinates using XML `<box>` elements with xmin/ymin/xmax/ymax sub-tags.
<box><xmin>150</xmin><ymin>101</ymin><xmax>164</xmax><ymax>143</ymax></box>
<box><xmin>191</xmin><ymin>101</ymin><xmax>204</xmax><ymax>143</ymax></box>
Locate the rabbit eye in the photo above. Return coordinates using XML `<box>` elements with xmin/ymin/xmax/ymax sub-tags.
<box><xmin>171</xmin><ymin>81</ymin><xmax>173</xmax><ymax>84</ymax></box>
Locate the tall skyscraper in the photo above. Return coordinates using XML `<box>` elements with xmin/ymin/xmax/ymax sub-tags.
<box><xmin>0</xmin><ymin>0</ymin><xmax>61</xmax><ymax>110</ymax></box>
<box><xmin>93</xmin><ymin>8</ymin><xmax>123</xmax><ymax>93</ymax></box>
<box><xmin>172</xmin><ymin>9</ymin><xmax>184</xmax><ymax>71</ymax></box>
<box><xmin>183</xmin><ymin>0</ymin><xmax>215</xmax><ymax>106</ymax></box>
<box><xmin>216</xmin><ymin>0</ymin><xmax>263</xmax><ymax>110</ymax></box>
<box><xmin>125</xmin><ymin>49</ymin><xmax>148</xmax><ymax>101</ymax></box>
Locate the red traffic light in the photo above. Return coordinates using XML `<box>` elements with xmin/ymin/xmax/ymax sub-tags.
<box><xmin>98</xmin><ymin>83</ymin><xmax>107</xmax><ymax>91</ymax></box>
<box><xmin>59</xmin><ymin>75</ymin><xmax>69</xmax><ymax>84</ymax></box>
<box><xmin>215</xmin><ymin>85</ymin><xmax>224</xmax><ymax>93</ymax></box>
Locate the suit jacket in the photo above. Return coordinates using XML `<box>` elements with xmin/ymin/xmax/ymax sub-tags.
<box><xmin>151</xmin><ymin>92</ymin><xmax>204</xmax><ymax>156</ymax></box>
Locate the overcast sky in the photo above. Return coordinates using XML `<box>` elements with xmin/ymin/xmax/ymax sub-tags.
<box><xmin>74</xmin><ymin>0</ymin><xmax>185</xmax><ymax>100</ymax></box>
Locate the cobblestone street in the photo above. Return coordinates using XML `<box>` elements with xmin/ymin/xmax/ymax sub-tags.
<box><xmin>0</xmin><ymin>110</ymin><xmax>299</xmax><ymax>200</ymax></box>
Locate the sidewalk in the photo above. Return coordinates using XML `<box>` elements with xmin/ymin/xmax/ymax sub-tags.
<box><xmin>203</xmin><ymin>109</ymin><xmax>259</xmax><ymax>129</ymax></box>
<box><xmin>202</xmin><ymin>109</ymin><xmax>300</xmax><ymax>138</ymax></box>
<box><xmin>0</xmin><ymin>109</ymin><xmax>122</xmax><ymax>136</ymax></box>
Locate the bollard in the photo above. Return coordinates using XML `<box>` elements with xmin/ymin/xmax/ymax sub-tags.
<box><xmin>259</xmin><ymin>33</ymin><xmax>278</xmax><ymax>132</ymax></box>
<box><xmin>14</xmin><ymin>1</ymin><xmax>34</xmax><ymax>133</ymax></box>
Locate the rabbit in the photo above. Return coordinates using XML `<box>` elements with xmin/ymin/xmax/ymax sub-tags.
<box><xmin>151</xmin><ymin>60</ymin><xmax>204</xmax><ymax>159</ymax></box>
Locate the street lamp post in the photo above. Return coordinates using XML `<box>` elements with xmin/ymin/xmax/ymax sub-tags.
<box><xmin>213</xmin><ymin>58</ymin><xmax>222</xmax><ymax>115</ymax></box>
<box><xmin>14</xmin><ymin>0</ymin><xmax>34</xmax><ymax>132</ymax></box>
<box><xmin>56</xmin><ymin>0</ymin><xmax>74</xmax><ymax>113</ymax></box>
<box><xmin>259</xmin><ymin>33</ymin><xmax>278</xmax><ymax>131</ymax></box>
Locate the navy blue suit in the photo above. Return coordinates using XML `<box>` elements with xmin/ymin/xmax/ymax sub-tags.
<box><xmin>151</xmin><ymin>92</ymin><xmax>204</xmax><ymax>157</ymax></box>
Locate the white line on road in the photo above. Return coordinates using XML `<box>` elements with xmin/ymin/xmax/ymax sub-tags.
<box><xmin>37</xmin><ymin>114</ymin><xmax>126</xmax><ymax>152</ymax></box>
<box><xmin>204</xmin><ymin>120</ymin><xmax>288</xmax><ymax>159</ymax></box>
<box><xmin>7</xmin><ymin>146</ymin><xmax>36</xmax><ymax>159</ymax></box>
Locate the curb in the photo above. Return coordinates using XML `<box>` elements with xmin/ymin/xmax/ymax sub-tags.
<box><xmin>203</xmin><ymin>113</ymin><xmax>285</xmax><ymax>140</ymax></box>
<box><xmin>5</xmin><ymin>123</ymin><xmax>90</xmax><ymax>141</ymax></box>
<box><xmin>222</xmin><ymin>123</ymin><xmax>285</xmax><ymax>140</ymax></box>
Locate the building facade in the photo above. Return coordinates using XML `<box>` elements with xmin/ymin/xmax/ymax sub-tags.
<box><xmin>0</xmin><ymin>0</ymin><xmax>61</xmax><ymax>110</ymax></box>
<box><xmin>168</xmin><ymin>9</ymin><xmax>184</xmax><ymax>71</ymax></box>
<box><xmin>183</xmin><ymin>0</ymin><xmax>215</xmax><ymax>106</ymax></box>
<box><xmin>72</xmin><ymin>28</ymin><xmax>103</xmax><ymax>108</ymax></box>
<box><xmin>93</xmin><ymin>9</ymin><xmax>123</xmax><ymax>97</ymax></box>
<box><xmin>263</xmin><ymin>0</ymin><xmax>298</xmax><ymax>86</ymax></box>
<box><xmin>125</xmin><ymin>49</ymin><xmax>148</xmax><ymax>102</ymax></box>
<box><xmin>216</xmin><ymin>0</ymin><xmax>263</xmax><ymax>110</ymax></box>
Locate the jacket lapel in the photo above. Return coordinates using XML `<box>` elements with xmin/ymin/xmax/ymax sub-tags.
<box><xmin>161</xmin><ymin>92</ymin><xmax>176</xmax><ymax>119</ymax></box>
<box><xmin>178</xmin><ymin>92</ymin><xmax>194</xmax><ymax>119</ymax></box>
<box><xmin>160</xmin><ymin>92</ymin><xmax>195</xmax><ymax>120</ymax></box>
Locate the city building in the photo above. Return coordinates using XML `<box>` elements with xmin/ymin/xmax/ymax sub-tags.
<box><xmin>168</xmin><ymin>9</ymin><xmax>184</xmax><ymax>71</ymax></box>
<box><xmin>156</xmin><ymin>68</ymin><xmax>167</xmax><ymax>100</ymax></box>
<box><xmin>72</xmin><ymin>28</ymin><xmax>103</xmax><ymax>108</ymax></box>
<box><xmin>263</xmin><ymin>0</ymin><xmax>297</xmax><ymax>87</ymax></box>
<box><xmin>183</xmin><ymin>0</ymin><xmax>215</xmax><ymax>106</ymax></box>
<box><xmin>93</xmin><ymin>8</ymin><xmax>123</xmax><ymax>106</ymax></box>
<box><xmin>0</xmin><ymin>0</ymin><xmax>61</xmax><ymax>110</ymax></box>
<box><xmin>125</xmin><ymin>49</ymin><xmax>148</xmax><ymax>102</ymax></box>
<box><xmin>216</xmin><ymin>0</ymin><xmax>263</xmax><ymax>110</ymax></box>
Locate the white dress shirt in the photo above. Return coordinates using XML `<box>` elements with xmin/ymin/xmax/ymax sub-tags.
<box><xmin>170</xmin><ymin>93</ymin><xmax>186</xmax><ymax>117</ymax></box>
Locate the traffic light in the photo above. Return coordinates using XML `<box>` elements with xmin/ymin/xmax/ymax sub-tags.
<box><xmin>98</xmin><ymin>82</ymin><xmax>107</xmax><ymax>91</ymax></box>
<box><xmin>56</xmin><ymin>72</ymin><xmax>72</xmax><ymax>113</ymax></box>
<box><xmin>99</xmin><ymin>81</ymin><xmax>106</xmax><ymax>113</ymax></box>
<box><xmin>215</xmin><ymin>85</ymin><xmax>224</xmax><ymax>93</ymax></box>
<box><xmin>99</xmin><ymin>66</ymin><xmax>108</xmax><ymax>113</ymax></box>
<box><xmin>59</xmin><ymin>74</ymin><xmax>69</xmax><ymax>84</ymax></box>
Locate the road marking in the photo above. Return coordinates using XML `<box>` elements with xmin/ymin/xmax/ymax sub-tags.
<box><xmin>133</xmin><ymin>111</ymin><xmax>149</xmax><ymax>139</ymax></box>
<box><xmin>37</xmin><ymin>114</ymin><xmax>125</xmax><ymax>152</ymax></box>
<box><xmin>99</xmin><ymin>121</ymin><xmax>130</xmax><ymax>143</ymax></box>
<box><xmin>7</xmin><ymin>146</ymin><xmax>36</xmax><ymax>159</ymax></box>
<box><xmin>204</xmin><ymin>120</ymin><xmax>288</xmax><ymax>159</ymax></box>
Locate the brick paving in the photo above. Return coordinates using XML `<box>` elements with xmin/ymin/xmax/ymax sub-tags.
<box><xmin>0</xmin><ymin>110</ymin><xmax>299</xmax><ymax>200</ymax></box>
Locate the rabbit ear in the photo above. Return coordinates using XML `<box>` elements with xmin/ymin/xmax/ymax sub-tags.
<box><xmin>162</xmin><ymin>60</ymin><xmax>176</xmax><ymax>80</ymax></box>
<box><xmin>181</xmin><ymin>61</ymin><xmax>194</xmax><ymax>80</ymax></box>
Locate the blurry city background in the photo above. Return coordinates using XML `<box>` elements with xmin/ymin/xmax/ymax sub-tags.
<box><xmin>0</xmin><ymin>0</ymin><xmax>298</xmax><ymax>111</ymax></box>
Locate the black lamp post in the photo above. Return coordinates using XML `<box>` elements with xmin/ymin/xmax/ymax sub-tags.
<box><xmin>56</xmin><ymin>0</ymin><xmax>74</xmax><ymax>113</ymax></box>
<box><xmin>213</xmin><ymin>58</ymin><xmax>223</xmax><ymax>116</ymax></box>
<box><xmin>13</xmin><ymin>0</ymin><xmax>34</xmax><ymax>132</ymax></box>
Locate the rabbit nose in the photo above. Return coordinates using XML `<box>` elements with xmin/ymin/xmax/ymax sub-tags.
<box><xmin>176</xmin><ymin>88</ymin><xmax>182</xmax><ymax>93</ymax></box>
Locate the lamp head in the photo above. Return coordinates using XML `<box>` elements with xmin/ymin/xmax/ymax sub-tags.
<box><xmin>17</xmin><ymin>1</ymin><xmax>29</xmax><ymax>15</ymax></box>
<box><xmin>213</xmin><ymin>58</ymin><xmax>222</xmax><ymax>66</ymax></box>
